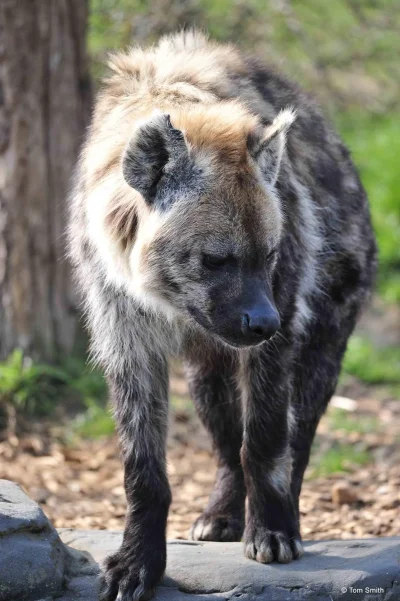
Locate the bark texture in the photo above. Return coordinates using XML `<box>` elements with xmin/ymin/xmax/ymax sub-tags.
<box><xmin>0</xmin><ymin>0</ymin><xmax>91</xmax><ymax>360</ymax></box>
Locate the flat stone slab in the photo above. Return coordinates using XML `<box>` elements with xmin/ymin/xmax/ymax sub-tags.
<box><xmin>0</xmin><ymin>480</ymin><xmax>65</xmax><ymax>601</ymax></box>
<box><xmin>59</xmin><ymin>529</ymin><xmax>400</xmax><ymax>601</ymax></box>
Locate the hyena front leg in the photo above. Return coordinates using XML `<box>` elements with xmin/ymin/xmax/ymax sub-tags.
<box><xmin>100</xmin><ymin>356</ymin><xmax>171</xmax><ymax>601</ymax></box>
<box><xmin>91</xmin><ymin>295</ymin><xmax>171</xmax><ymax>601</ymax></box>
<box><xmin>240</xmin><ymin>346</ymin><xmax>303</xmax><ymax>564</ymax></box>
<box><xmin>184</xmin><ymin>348</ymin><xmax>246</xmax><ymax>542</ymax></box>
<box><xmin>100</xmin><ymin>370</ymin><xmax>170</xmax><ymax>601</ymax></box>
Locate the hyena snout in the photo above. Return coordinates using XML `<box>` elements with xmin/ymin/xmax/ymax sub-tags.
<box><xmin>241</xmin><ymin>301</ymin><xmax>281</xmax><ymax>344</ymax></box>
<box><xmin>212</xmin><ymin>281</ymin><xmax>281</xmax><ymax>347</ymax></box>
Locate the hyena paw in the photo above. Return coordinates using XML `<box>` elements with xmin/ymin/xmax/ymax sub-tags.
<box><xmin>99</xmin><ymin>548</ymin><xmax>164</xmax><ymax>601</ymax></box>
<box><xmin>190</xmin><ymin>512</ymin><xmax>244</xmax><ymax>542</ymax></box>
<box><xmin>244</xmin><ymin>526</ymin><xmax>304</xmax><ymax>564</ymax></box>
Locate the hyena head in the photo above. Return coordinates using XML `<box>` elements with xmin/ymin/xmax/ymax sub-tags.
<box><xmin>116</xmin><ymin>103</ymin><xmax>295</xmax><ymax>348</ymax></box>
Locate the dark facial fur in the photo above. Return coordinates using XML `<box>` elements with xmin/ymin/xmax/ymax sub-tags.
<box><xmin>143</xmin><ymin>181</ymin><xmax>281</xmax><ymax>347</ymax></box>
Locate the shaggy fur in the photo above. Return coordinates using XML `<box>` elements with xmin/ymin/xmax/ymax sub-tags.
<box><xmin>68</xmin><ymin>30</ymin><xmax>377</xmax><ymax>601</ymax></box>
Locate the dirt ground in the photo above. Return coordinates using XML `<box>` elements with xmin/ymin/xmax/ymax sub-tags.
<box><xmin>1</xmin><ymin>379</ymin><xmax>399</xmax><ymax>542</ymax></box>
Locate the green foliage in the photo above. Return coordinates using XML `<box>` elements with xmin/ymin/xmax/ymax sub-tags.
<box><xmin>0</xmin><ymin>350</ymin><xmax>70</xmax><ymax>417</ymax></box>
<box><xmin>72</xmin><ymin>399</ymin><xmax>115</xmax><ymax>439</ymax></box>
<box><xmin>343</xmin><ymin>336</ymin><xmax>400</xmax><ymax>385</ymax></box>
<box><xmin>89</xmin><ymin>0</ymin><xmax>400</xmax><ymax>112</ymax></box>
<box><xmin>0</xmin><ymin>350</ymin><xmax>107</xmax><ymax>419</ymax></box>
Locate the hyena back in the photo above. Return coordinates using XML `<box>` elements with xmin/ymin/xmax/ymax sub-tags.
<box><xmin>68</xmin><ymin>31</ymin><xmax>377</xmax><ymax>601</ymax></box>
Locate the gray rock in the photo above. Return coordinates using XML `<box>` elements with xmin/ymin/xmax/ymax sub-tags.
<box><xmin>0</xmin><ymin>480</ymin><xmax>65</xmax><ymax>601</ymax></box>
<box><xmin>58</xmin><ymin>544</ymin><xmax>100</xmax><ymax>601</ymax></box>
<box><xmin>1</xmin><ymin>479</ymin><xmax>399</xmax><ymax>601</ymax></box>
<box><xmin>59</xmin><ymin>529</ymin><xmax>400</xmax><ymax>601</ymax></box>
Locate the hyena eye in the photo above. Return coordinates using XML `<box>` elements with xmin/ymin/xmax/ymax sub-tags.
<box><xmin>202</xmin><ymin>253</ymin><xmax>232</xmax><ymax>270</ymax></box>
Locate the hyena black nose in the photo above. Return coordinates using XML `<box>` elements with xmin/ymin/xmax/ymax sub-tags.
<box><xmin>242</xmin><ymin>308</ymin><xmax>281</xmax><ymax>342</ymax></box>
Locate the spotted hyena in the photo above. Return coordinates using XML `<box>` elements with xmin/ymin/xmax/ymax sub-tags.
<box><xmin>68</xmin><ymin>31</ymin><xmax>376</xmax><ymax>601</ymax></box>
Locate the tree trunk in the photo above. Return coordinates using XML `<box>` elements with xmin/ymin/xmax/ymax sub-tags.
<box><xmin>0</xmin><ymin>0</ymin><xmax>91</xmax><ymax>361</ymax></box>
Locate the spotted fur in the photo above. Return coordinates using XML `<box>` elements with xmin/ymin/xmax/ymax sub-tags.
<box><xmin>68</xmin><ymin>30</ymin><xmax>376</xmax><ymax>601</ymax></box>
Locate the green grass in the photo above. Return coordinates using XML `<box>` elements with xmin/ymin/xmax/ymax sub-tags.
<box><xmin>170</xmin><ymin>395</ymin><xmax>193</xmax><ymax>415</ymax></box>
<box><xmin>309</xmin><ymin>442</ymin><xmax>370</xmax><ymax>478</ymax></box>
<box><xmin>337</xmin><ymin>112</ymin><xmax>400</xmax><ymax>303</ymax></box>
<box><xmin>328</xmin><ymin>408</ymin><xmax>379</xmax><ymax>435</ymax></box>
<box><xmin>342</xmin><ymin>335</ymin><xmax>400</xmax><ymax>385</ymax></box>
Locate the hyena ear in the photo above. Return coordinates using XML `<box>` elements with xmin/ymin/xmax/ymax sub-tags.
<box><xmin>122</xmin><ymin>113</ymin><xmax>188</xmax><ymax>206</ymax></box>
<box><xmin>248</xmin><ymin>108</ymin><xmax>297</xmax><ymax>186</ymax></box>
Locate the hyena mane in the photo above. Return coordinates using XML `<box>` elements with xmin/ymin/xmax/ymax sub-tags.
<box><xmin>68</xmin><ymin>30</ymin><xmax>376</xmax><ymax>601</ymax></box>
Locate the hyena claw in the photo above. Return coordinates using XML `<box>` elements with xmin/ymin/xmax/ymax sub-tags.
<box><xmin>244</xmin><ymin>527</ymin><xmax>304</xmax><ymax>564</ymax></box>
<box><xmin>99</xmin><ymin>550</ymin><xmax>163</xmax><ymax>601</ymax></box>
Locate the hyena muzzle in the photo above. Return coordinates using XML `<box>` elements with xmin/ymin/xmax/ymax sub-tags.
<box><xmin>68</xmin><ymin>31</ymin><xmax>377</xmax><ymax>601</ymax></box>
